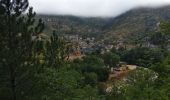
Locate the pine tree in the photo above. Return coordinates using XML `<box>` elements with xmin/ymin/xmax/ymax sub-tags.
<box><xmin>45</xmin><ymin>31</ymin><xmax>70</xmax><ymax>69</ymax></box>
<box><xmin>0</xmin><ymin>0</ymin><xmax>44</xmax><ymax>100</ymax></box>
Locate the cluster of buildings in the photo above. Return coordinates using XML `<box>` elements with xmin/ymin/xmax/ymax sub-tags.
<box><xmin>64</xmin><ymin>34</ymin><xmax>114</xmax><ymax>55</ymax></box>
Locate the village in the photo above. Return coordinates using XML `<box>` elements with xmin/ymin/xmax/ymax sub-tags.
<box><xmin>64</xmin><ymin>34</ymin><xmax>140</xmax><ymax>93</ymax></box>
<box><xmin>64</xmin><ymin>34</ymin><xmax>115</xmax><ymax>54</ymax></box>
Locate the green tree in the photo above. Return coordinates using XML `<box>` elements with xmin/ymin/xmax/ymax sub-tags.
<box><xmin>44</xmin><ymin>31</ymin><xmax>70</xmax><ymax>69</ymax></box>
<box><xmin>124</xmin><ymin>68</ymin><xmax>158</xmax><ymax>100</ymax></box>
<box><xmin>72</xmin><ymin>55</ymin><xmax>109</xmax><ymax>82</ymax></box>
<box><xmin>35</xmin><ymin>68</ymin><xmax>83</xmax><ymax>100</ymax></box>
<box><xmin>154</xmin><ymin>21</ymin><xmax>170</xmax><ymax>49</ymax></box>
<box><xmin>122</xmin><ymin>47</ymin><xmax>165</xmax><ymax>67</ymax></box>
<box><xmin>84</xmin><ymin>72</ymin><xmax>98</xmax><ymax>87</ymax></box>
<box><xmin>108</xmin><ymin>68</ymin><xmax>159</xmax><ymax>100</ymax></box>
<box><xmin>83</xmin><ymin>55</ymin><xmax>105</xmax><ymax>66</ymax></box>
<box><xmin>151</xmin><ymin>54</ymin><xmax>170</xmax><ymax>99</ymax></box>
<box><xmin>81</xmin><ymin>55</ymin><xmax>109</xmax><ymax>82</ymax></box>
<box><xmin>0</xmin><ymin>0</ymin><xmax>44</xmax><ymax>100</ymax></box>
<box><xmin>149</xmin><ymin>32</ymin><xmax>168</xmax><ymax>49</ymax></box>
<box><xmin>102</xmin><ymin>52</ymin><xmax>120</xmax><ymax>68</ymax></box>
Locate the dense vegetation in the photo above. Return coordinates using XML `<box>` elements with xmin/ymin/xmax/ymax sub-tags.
<box><xmin>37</xmin><ymin>15</ymin><xmax>111</xmax><ymax>37</ymax></box>
<box><xmin>1</xmin><ymin>0</ymin><xmax>170</xmax><ymax>100</ymax></box>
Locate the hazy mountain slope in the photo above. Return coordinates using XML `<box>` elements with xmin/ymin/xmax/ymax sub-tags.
<box><xmin>104</xmin><ymin>6</ymin><xmax>170</xmax><ymax>39</ymax></box>
<box><xmin>38</xmin><ymin>6</ymin><xmax>170</xmax><ymax>40</ymax></box>
<box><xmin>37</xmin><ymin>15</ymin><xmax>112</xmax><ymax>37</ymax></box>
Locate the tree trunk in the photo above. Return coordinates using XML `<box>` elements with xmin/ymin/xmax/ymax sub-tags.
<box><xmin>10</xmin><ymin>65</ymin><xmax>16</xmax><ymax>100</ymax></box>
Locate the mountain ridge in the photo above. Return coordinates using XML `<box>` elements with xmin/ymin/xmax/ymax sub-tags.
<box><xmin>38</xmin><ymin>6</ymin><xmax>170</xmax><ymax>41</ymax></box>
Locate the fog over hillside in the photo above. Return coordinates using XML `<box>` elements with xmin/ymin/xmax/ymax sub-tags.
<box><xmin>30</xmin><ymin>0</ymin><xmax>170</xmax><ymax>17</ymax></box>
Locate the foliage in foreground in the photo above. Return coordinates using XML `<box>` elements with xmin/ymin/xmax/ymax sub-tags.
<box><xmin>1</xmin><ymin>0</ymin><xmax>170</xmax><ymax>100</ymax></box>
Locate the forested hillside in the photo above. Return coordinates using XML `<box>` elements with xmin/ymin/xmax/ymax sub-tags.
<box><xmin>105</xmin><ymin>6</ymin><xmax>170</xmax><ymax>39</ymax></box>
<box><xmin>1</xmin><ymin>0</ymin><xmax>170</xmax><ymax>99</ymax></box>
<box><xmin>39</xmin><ymin>6</ymin><xmax>170</xmax><ymax>40</ymax></box>
<box><xmin>37</xmin><ymin>15</ymin><xmax>112</xmax><ymax>37</ymax></box>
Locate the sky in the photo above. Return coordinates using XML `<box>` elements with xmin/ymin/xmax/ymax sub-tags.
<box><xmin>29</xmin><ymin>0</ymin><xmax>170</xmax><ymax>17</ymax></box>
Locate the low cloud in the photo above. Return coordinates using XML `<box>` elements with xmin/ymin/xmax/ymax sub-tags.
<box><xmin>29</xmin><ymin>0</ymin><xmax>170</xmax><ymax>17</ymax></box>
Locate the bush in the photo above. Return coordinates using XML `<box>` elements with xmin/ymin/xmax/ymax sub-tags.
<box><xmin>73</xmin><ymin>55</ymin><xmax>109</xmax><ymax>82</ymax></box>
<box><xmin>84</xmin><ymin>72</ymin><xmax>98</xmax><ymax>87</ymax></box>
<box><xmin>122</xmin><ymin>47</ymin><xmax>165</xmax><ymax>67</ymax></box>
<box><xmin>102</xmin><ymin>52</ymin><xmax>120</xmax><ymax>68</ymax></box>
